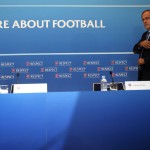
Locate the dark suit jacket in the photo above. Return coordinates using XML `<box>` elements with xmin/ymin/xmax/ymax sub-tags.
<box><xmin>133</xmin><ymin>31</ymin><xmax>150</xmax><ymax>81</ymax></box>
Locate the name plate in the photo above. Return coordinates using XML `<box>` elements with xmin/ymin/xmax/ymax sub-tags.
<box><xmin>11</xmin><ymin>83</ymin><xmax>47</xmax><ymax>93</ymax></box>
<box><xmin>125</xmin><ymin>81</ymin><xmax>150</xmax><ymax>90</ymax></box>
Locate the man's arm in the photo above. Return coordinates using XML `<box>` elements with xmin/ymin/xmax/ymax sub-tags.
<box><xmin>133</xmin><ymin>32</ymin><xmax>150</xmax><ymax>65</ymax></box>
<box><xmin>133</xmin><ymin>33</ymin><xmax>146</xmax><ymax>54</ymax></box>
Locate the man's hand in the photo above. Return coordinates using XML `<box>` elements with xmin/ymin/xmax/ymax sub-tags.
<box><xmin>138</xmin><ymin>58</ymin><xmax>145</xmax><ymax>65</ymax></box>
<box><xmin>139</xmin><ymin>40</ymin><xmax>150</xmax><ymax>49</ymax></box>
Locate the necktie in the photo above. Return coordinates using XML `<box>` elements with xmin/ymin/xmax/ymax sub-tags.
<box><xmin>146</xmin><ymin>31</ymin><xmax>150</xmax><ymax>40</ymax></box>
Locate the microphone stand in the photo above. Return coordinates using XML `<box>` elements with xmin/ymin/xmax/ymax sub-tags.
<box><xmin>109</xmin><ymin>71</ymin><xmax>117</xmax><ymax>90</ymax></box>
<box><xmin>16</xmin><ymin>73</ymin><xmax>20</xmax><ymax>84</ymax></box>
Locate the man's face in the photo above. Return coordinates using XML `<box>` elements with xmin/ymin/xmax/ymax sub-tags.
<box><xmin>142</xmin><ymin>11</ymin><xmax>150</xmax><ymax>30</ymax></box>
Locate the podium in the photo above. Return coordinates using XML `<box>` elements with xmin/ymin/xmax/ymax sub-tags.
<box><xmin>11</xmin><ymin>83</ymin><xmax>47</xmax><ymax>93</ymax></box>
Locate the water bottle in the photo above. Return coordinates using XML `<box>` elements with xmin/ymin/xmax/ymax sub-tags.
<box><xmin>101</xmin><ymin>76</ymin><xmax>107</xmax><ymax>91</ymax></box>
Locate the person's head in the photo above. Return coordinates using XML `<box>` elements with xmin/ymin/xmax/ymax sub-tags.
<box><xmin>141</xmin><ymin>10</ymin><xmax>150</xmax><ymax>30</ymax></box>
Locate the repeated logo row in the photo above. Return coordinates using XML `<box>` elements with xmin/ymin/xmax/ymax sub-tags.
<box><xmin>0</xmin><ymin>66</ymin><xmax>138</xmax><ymax>73</ymax></box>
<box><xmin>0</xmin><ymin>60</ymin><xmax>130</xmax><ymax>67</ymax></box>
<box><xmin>0</xmin><ymin>71</ymin><xmax>137</xmax><ymax>80</ymax></box>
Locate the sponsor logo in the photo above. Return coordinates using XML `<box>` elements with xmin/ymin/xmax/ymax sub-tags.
<box><xmin>12</xmin><ymin>68</ymin><xmax>29</xmax><ymax>73</ymax></box>
<box><xmin>55</xmin><ymin>73</ymin><xmax>72</xmax><ymax>78</ymax></box>
<box><xmin>26</xmin><ymin>61</ymin><xmax>43</xmax><ymax>66</ymax></box>
<box><xmin>97</xmin><ymin>66</ymin><xmax>113</xmax><ymax>71</ymax></box>
<box><xmin>83</xmin><ymin>61</ymin><xmax>100</xmax><ymax>65</ymax></box>
<box><xmin>0</xmin><ymin>75</ymin><xmax>14</xmax><ymax>80</ymax></box>
<box><xmin>0</xmin><ymin>62</ymin><xmax>14</xmax><ymax>67</ymax></box>
<box><xmin>26</xmin><ymin>74</ymin><xmax>44</xmax><ymax>79</ymax></box>
<box><xmin>125</xmin><ymin>66</ymin><xmax>138</xmax><ymax>71</ymax></box>
<box><xmin>113</xmin><ymin>72</ymin><xmax>128</xmax><ymax>77</ymax></box>
<box><xmin>55</xmin><ymin>61</ymin><xmax>72</xmax><ymax>66</ymax></box>
<box><xmin>83</xmin><ymin>73</ymin><xmax>100</xmax><ymax>78</ymax></box>
<box><xmin>41</xmin><ymin>67</ymin><xmax>57</xmax><ymax>72</ymax></box>
<box><xmin>69</xmin><ymin>67</ymin><xmax>86</xmax><ymax>72</ymax></box>
<box><xmin>111</xmin><ymin>60</ymin><xmax>127</xmax><ymax>65</ymax></box>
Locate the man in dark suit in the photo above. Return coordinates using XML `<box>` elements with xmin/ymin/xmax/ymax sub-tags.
<box><xmin>133</xmin><ymin>10</ymin><xmax>150</xmax><ymax>81</ymax></box>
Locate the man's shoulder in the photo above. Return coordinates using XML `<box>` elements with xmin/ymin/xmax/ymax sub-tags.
<box><xmin>141</xmin><ymin>31</ymin><xmax>148</xmax><ymax>38</ymax></box>
<box><xmin>143</xmin><ymin>31</ymin><xmax>148</xmax><ymax>35</ymax></box>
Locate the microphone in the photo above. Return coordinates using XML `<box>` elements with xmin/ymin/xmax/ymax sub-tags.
<box><xmin>16</xmin><ymin>73</ymin><xmax>20</xmax><ymax>84</ymax></box>
<box><xmin>109</xmin><ymin>71</ymin><xmax>117</xmax><ymax>90</ymax></box>
<box><xmin>109</xmin><ymin>71</ymin><xmax>114</xmax><ymax>84</ymax></box>
<box><xmin>10</xmin><ymin>73</ymin><xmax>20</xmax><ymax>93</ymax></box>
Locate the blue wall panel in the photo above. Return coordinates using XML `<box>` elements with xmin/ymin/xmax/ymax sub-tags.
<box><xmin>0</xmin><ymin>54</ymin><xmax>138</xmax><ymax>92</ymax></box>
<box><xmin>0</xmin><ymin>7</ymin><xmax>149</xmax><ymax>53</ymax></box>
<box><xmin>0</xmin><ymin>1</ymin><xmax>149</xmax><ymax>91</ymax></box>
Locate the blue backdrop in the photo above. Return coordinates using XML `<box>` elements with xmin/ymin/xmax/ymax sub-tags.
<box><xmin>0</xmin><ymin>1</ymin><xmax>149</xmax><ymax>91</ymax></box>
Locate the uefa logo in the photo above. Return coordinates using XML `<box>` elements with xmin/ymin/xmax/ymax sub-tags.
<box><xmin>97</xmin><ymin>66</ymin><xmax>113</xmax><ymax>71</ymax></box>
<box><xmin>83</xmin><ymin>73</ymin><xmax>100</xmax><ymax>78</ymax></box>
<box><xmin>125</xmin><ymin>66</ymin><xmax>138</xmax><ymax>71</ymax></box>
<box><xmin>40</xmin><ymin>67</ymin><xmax>57</xmax><ymax>72</ymax></box>
<box><xmin>69</xmin><ymin>67</ymin><xmax>86</xmax><ymax>72</ymax></box>
<box><xmin>12</xmin><ymin>68</ymin><xmax>29</xmax><ymax>73</ymax></box>
<box><xmin>83</xmin><ymin>61</ymin><xmax>100</xmax><ymax>66</ymax></box>
<box><xmin>55</xmin><ymin>61</ymin><xmax>72</xmax><ymax>66</ymax></box>
<box><xmin>111</xmin><ymin>60</ymin><xmax>127</xmax><ymax>65</ymax></box>
<box><xmin>26</xmin><ymin>74</ymin><xmax>44</xmax><ymax>79</ymax></box>
<box><xmin>0</xmin><ymin>62</ymin><xmax>15</xmax><ymax>67</ymax></box>
<box><xmin>26</xmin><ymin>61</ymin><xmax>43</xmax><ymax>66</ymax></box>
<box><xmin>0</xmin><ymin>75</ymin><xmax>14</xmax><ymax>80</ymax></box>
<box><xmin>55</xmin><ymin>73</ymin><xmax>72</xmax><ymax>78</ymax></box>
<box><xmin>113</xmin><ymin>72</ymin><xmax>128</xmax><ymax>77</ymax></box>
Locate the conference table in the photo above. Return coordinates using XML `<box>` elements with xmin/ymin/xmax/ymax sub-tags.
<box><xmin>0</xmin><ymin>90</ymin><xmax>150</xmax><ymax>150</ymax></box>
